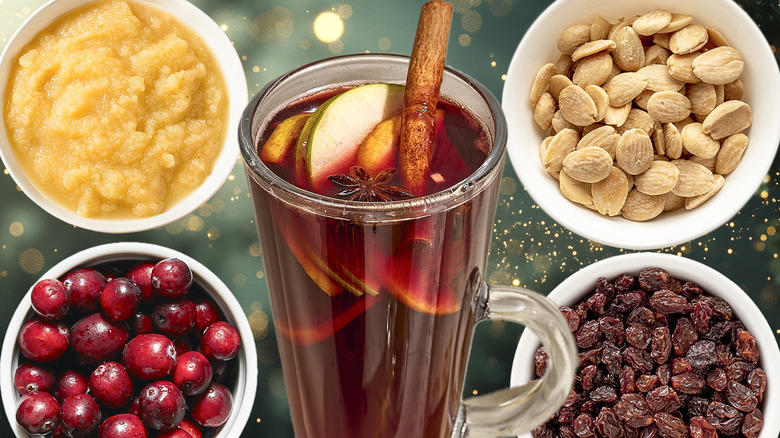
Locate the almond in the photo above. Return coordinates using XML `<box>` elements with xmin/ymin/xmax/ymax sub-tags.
<box><xmin>604</xmin><ymin>72</ymin><xmax>649</xmax><ymax>107</ymax></box>
<box><xmin>669</xmin><ymin>23</ymin><xmax>708</xmax><ymax>54</ymax></box>
<box><xmin>577</xmin><ymin>125</ymin><xmax>620</xmax><ymax>159</ymax></box>
<box><xmin>592</xmin><ymin>166</ymin><xmax>629</xmax><ymax>216</ymax></box>
<box><xmin>663</xmin><ymin>123</ymin><xmax>683</xmax><ymax>159</ymax></box>
<box><xmin>671</xmin><ymin>159</ymin><xmax>714</xmax><ymax>196</ymax></box>
<box><xmin>664</xmin><ymin>192</ymin><xmax>685</xmax><ymax>211</ymax></box>
<box><xmin>715</xmin><ymin>133</ymin><xmax>748</xmax><ymax>175</ymax></box>
<box><xmin>603</xmin><ymin>103</ymin><xmax>632</xmax><ymax>127</ymax></box>
<box><xmin>621</xmin><ymin>188</ymin><xmax>665</xmax><ymax>221</ymax></box>
<box><xmin>634</xmin><ymin>160</ymin><xmax>679</xmax><ymax>195</ymax></box>
<box><xmin>529</xmin><ymin>63</ymin><xmax>557</xmax><ymax>106</ymax></box>
<box><xmin>701</xmin><ymin>100</ymin><xmax>752</xmax><ymax>140</ymax></box>
<box><xmin>542</xmin><ymin>129</ymin><xmax>580</xmax><ymax>176</ymax></box>
<box><xmin>533</xmin><ymin>92</ymin><xmax>557</xmax><ymax>131</ymax></box>
<box><xmin>548</xmin><ymin>74</ymin><xmax>574</xmax><ymax>101</ymax></box>
<box><xmin>590</xmin><ymin>16</ymin><xmax>612</xmax><ymax>41</ymax></box>
<box><xmin>681</xmin><ymin>122</ymin><xmax>720</xmax><ymax>158</ymax></box>
<box><xmin>685</xmin><ymin>174</ymin><xmax>725</xmax><ymax>209</ymax></box>
<box><xmin>692</xmin><ymin>46</ymin><xmax>744</xmax><ymax>85</ymax></box>
<box><xmin>585</xmin><ymin>85</ymin><xmax>610</xmax><ymax>122</ymax></box>
<box><xmin>613</xmin><ymin>26</ymin><xmax>645</xmax><ymax>72</ymax></box>
<box><xmin>559</xmin><ymin>85</ymin><xmax>599</xmax><ymax>126</ymax></box>
<box><xmin>562</xmin><ymin>146</ymin><xmax>614</xmax><ymax>183</ymax></box>
<box><xmin>571</xmin><ymin>39</ymin><xmax>617</xmax><ymax>62</ymax></box>
<box><xmin>667</xmin><ymin>52</ymin><xmax>702</xmax><ymax>83</ymax></box>
<box><xmin>616</xmin><ymin>128</ymin><xmax>654</xmax><ymax>175</ymax></box>
<box><xmin>617</xmin><ymin>108</ymin><xmax>655</xmax><ymax>136</ymax></box>
<box><xmin>686</xmin><ymin>82</ymin><xmax>717</xmax><ymax>115</ymax></box>
<box><xmin>637</xmin><ymin>64</ymin><xmax>685</xmax><ymax>92</ymax></box>
<box><xmin>646</xmin><ymin>90</ymin><xmax>692</xmax><ymax>123</ymax></box>
<box><xmin>572</xmin><ymin>52</ymin><xmax>614</xmax><ymax>87</ymax></box>
<box><xmin>659</xmin><ymin>13</ymin><xmax>693</xmax><ymax>33</ymax></box>
<box><xmin>723</xmin><ymin>79</ymin><xmax>744</xmax><ymax>101</ymax></box>
<box><xmin>632</xmin><ymin>9</ymin><xmax>672</xmax><ymax>36</ymax></box>
<box><xmin>645</xmin><ymin>45</ymin><xmax>672</xmax><ymax>66</ymax></box>
<box><xmin>557</xmin><ymin>23</ymin><xmax>591</xmax><ymax>55</ymax></box>
<box><xmin>560</xmin><ymin>170</ymin><xmax>594</xmax><ymax>207</ymax></box>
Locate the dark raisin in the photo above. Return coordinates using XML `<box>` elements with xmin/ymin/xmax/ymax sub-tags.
<box><xmin>689</xmin><ymin>416</ymin><xmax>717</xmax><ymax>438</ymax></box>
<box><xmin>635</xmin><ymin>374</ymin><xmax>660</xmax><ymax>393</ymax></box>
<box><xmin>670</xmin><ymin>357</ymin><xmax>694</xmax><ymax>375</ymax></box>
<box><xmin>576</xmin><ymin>319</ymin><xmax>601</xmax><ymax>349</ymax></box>
<box><xmin>671</xmin><ymin>318</ymin><xmax>698</xmax><ymax>356</ymax></box>
<box><xmin>707</xmin><ymin>296</ymin><xmax>733</xmax><ymax>320</ymax></box>
<box><xmin>690</xmin><ymin>298</ymin><xmax>714</xmax><ymax>334</ymax></box>
<box><xmin>746</xmin><ymin>368</ymin><xmax>767</xmax><ymax>402</ymax></box>
<box><xmin>610</xmin><ymin>292</ymin><xmax>644</xmax><ymax>314</ymax></box>
<box><xmin>627</xmin><ymin>307</ymin><xmax>655</xmax><ymax>325</ymax></box>
<box><xmin>580</xmin><ymin>400</ymin><xmax>599</xmax><ymax>416</ymax></box>
<box><xmin>599</xmin><ymin>316</ymin><xmax>625</xmax><ymax>345</ymax></box>
<box><xmin>650</xmin><ymin>326</ymin><xmax>671</xmax><ymax>365</ymax></box>
<box><xmin>649</xmin><ymin>290</ymin><xmax>692</xmax><ymax>314</ymax></box>
<box><xmin>645</xmin><ymin>385</ymin><xmax>682</xmax><ymax>413</ymax></box>
<box><xmin>563</xmin><ymin>389</ymin><xmax>581</xmax><ymax>407</ymax></box>
<box><xmin>559</xmin><ymin>405</ymin><xmax>579</xmax><ymax>425</ymax></box>
<box><xmin>638</xmin><ymin>267</ymin><xmax>671</xmax><ymax>292</ymax></box>
<box><xmin>573</xmin><ymin>413</ymin><xmax>598</xmax><ymax>438</ymax></box>
<box><xmin>595</xmin><ymin>407</ymin><xmax>625</xmax><ymax>438</ymax></box>
<box><xmin>560</xmin><ymin>425</ymin><xmax>577</xmax><ymax>438</ymax></box>
<box><xmin>680</xmin><ymin>281</ymin><xmax>704</xmax><ymax>300</ymax></box>
<box><xmin>725</xmin><ymin>360</ymin><xmax>756</xmax><ymax>383</ymax></box>
<box><xmin>742</xmin><ymin>409</ymin><xmax>764</xmax><ymax>438</ymax></box>
<box><xmin>702</xmin><ymin>320</ymin><xmax>733</xmax><ymax>342</ymax></box>
<box><xmin>706</xmin><ymin>401</ymin><xmax>743</xmax><ymax>435</ymax></box>
<box><xmin>735</xmin><ymin>329</ymin><xmax>759</xmax><ymax>363</ymax></box>
<box><xmin>670</xmin><ymin>372</ymin><xmax>706</xmax><ymax>394</ymax></box>
<box><xmin>534</xmin><ymin>346</ymin><xmax>548</xmax><ymax>377</ymax></box>
<box><xmin>602</xmin><ymin>341</ymin><xmax>623</xmax><ymax>376</ymax></box>
<box><xmin>625</xmin><ymin>324</ymin><xmax>651</xmax><ymax>350</ymax></box>
<box><xmin>613</xmin><ymin>273</ymin><xmax>635</xmax><ymax>293</ymax></box>
<box><xmin>619</xmin><ymin>365</ymin><xmax>636</xmax><ymax>394</ymax></box>
<box><xmin>587</xmin><ymin>292</ymin><xmax>608</xmax><ymax>315</ymax></box>
<box><xmin>624</xmin><ymin>347</ymin><xmax>654</xmax><ymax>374</ymax></box>
<box><xmin>579</xmin><ymin>347</ymin><xmax>603</xmax><ymax>367</ymax></box>
<box><xmin>688</xmin><ymin>397</ymin><xmax>710</xmax><ymax>418</ymax></box>
<box><xmin>707</xmin><ymin>368</ymin><xmax>728</xmax><ymax>392</ymax></box>
<box><xmin>581</xmin><ymin>364</ymin><xmax>599</xmax><ymax>392</ymax></box>
<box><xmin>615</xmin><ymin>393</ymin><xmax>654</xmax><ymax>428</ymax></box>
<box><xmin>590</xmin><ymin>385</ymin><xmax>618</xmax><ymax>403</ymax></box>
<box><xmin>560</xmin><ymin>306</ymin><xmax>582</xmax><ymax>333</ymax></box>
<box><xmin>714</xmin><ymin>343</ymin><xmax>733</xmax><ymax>367</ymax></box>
<box><xmin>638</xmin><ymin>424</ymin><xmax>658</xmax><ymax>438</ymax></box>
<box><xmin>596</xmin><ymin>276</ymin><xmax>616</xmax><ymax>300</ymax></box>
<box><xmin>653</xmin><ymin>412</ymin><xmax>687</xmax><ymax>438</ymax></box>
<box><xmin>686</xmin><ymin>340</ymin><xmax>717</xmax><ymax>369</ymax></box>
<box><xmin>656</xmin><ymin>364</ymin><xmax>671</xmax><ymax>386</ymax></box>
<box><xmin>726</xmin><ymin>380</ymin><xmax>758</xmax><ymax>412</ymax></box>
<box><xmin>532</xmin><ymin>424</ymin><xmax>554</xmax><ymax>438</ymax></box>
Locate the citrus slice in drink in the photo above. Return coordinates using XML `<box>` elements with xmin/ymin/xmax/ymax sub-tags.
<box><xmin>356</xmin><ymin>114</ymin><xmax>401</xmax><ymax>174</ymax></box>
<box><xmin>260</xmin><ymin>113</ymin><xmax>310</xmax><ymax>163</ymax></box>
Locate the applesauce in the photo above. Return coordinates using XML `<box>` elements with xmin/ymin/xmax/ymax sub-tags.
<box><xmin>4</xmin><ymin>0</ymin><xmax>228</xmax><ymax>218</ymax></box>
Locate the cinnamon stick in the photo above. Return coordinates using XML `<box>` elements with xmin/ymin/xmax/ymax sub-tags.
<box><xmin>398</xmin><ymin>0</ymin><xmax>452</xmax><ymax>196</ymax></box>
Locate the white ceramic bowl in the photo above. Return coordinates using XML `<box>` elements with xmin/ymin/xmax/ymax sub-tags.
<box><xmin>0</xmin><ymin>0</ymin><xmax>247</xmax><ymax>233</ymax></box>
<box><xmin>503</xmin><ymin>0</ymin><xmax>780</xmax><ymax>249</ymax></box>
<box><xmin>511</xmin><ymin>252</ymin><xmax>780</xmax><ymax>437</ymax></box>
<box><xmin>0</xmin><ymin>242</ymin><xmax>258</xmax><ymax>437</ymax></box>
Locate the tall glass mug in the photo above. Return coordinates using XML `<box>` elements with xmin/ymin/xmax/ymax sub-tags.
<box><xmin>239</xmin><ymin>54</ymin><xmax>577</xmax><ymax>438</ymax></box>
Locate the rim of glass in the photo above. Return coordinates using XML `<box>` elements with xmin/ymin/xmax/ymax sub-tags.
<box><xmin>239</xmin><ymin>53</ymin><xmax>507</xmax><ymax>219</ymax></box>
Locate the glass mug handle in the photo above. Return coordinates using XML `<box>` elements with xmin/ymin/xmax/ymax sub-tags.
<box><xmin>455</xmin><ymin>283</ymin><xmax>579</xmax><ymax>437</ymax></box>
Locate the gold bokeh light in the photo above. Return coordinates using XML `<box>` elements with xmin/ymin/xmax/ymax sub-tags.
<box><xmin>313</xmin><ymin>11</ymin><xmax>344</xmax><ymax>43</ymax></box>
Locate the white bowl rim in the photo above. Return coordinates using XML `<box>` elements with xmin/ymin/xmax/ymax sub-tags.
<box><xmin>502</xmin><ymin>0</ymin><xmax>780</xmax><ymax>250</ymax></box>
<box><xmin>0</xmin><ymin>0</ymin><xmax>248</xmax><ymax>234</ymax></box>
<box><xmin>0</xmin><ymin>242</ymin><xmax>259</xmax><ymax>437</ymax></box>
<box><xmin>510</xmin><ymin>252</ymin><xmax>780</xmax><ymax>437</ymax></box>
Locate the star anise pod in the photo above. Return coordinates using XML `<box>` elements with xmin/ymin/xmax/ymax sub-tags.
<box><xmin>328</xmin><ymin>167</ymin><xmax>415</xmax><ymax>202</ymax></box>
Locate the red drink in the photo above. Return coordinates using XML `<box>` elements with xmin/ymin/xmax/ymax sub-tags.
<box><xmin>252</xmin><ymin>88</ymin><xmax>495</xmax><ymax>437</ymax></box>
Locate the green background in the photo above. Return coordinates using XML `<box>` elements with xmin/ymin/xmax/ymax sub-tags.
<box><xmin>1</xmin><ymin>0</ymin><xmax>779</xmax><ymax>436</ymax></box>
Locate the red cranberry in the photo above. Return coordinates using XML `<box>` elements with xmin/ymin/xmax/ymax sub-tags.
<box><xmin>138</xmin><ymin>380</ymin><xmax>186</xmax><ymax>431</ymax></box>
<box><xmin>172</xmin><ymin>351</ymin><xmax>213</xmax><ymax>396</ymax></box>
<box><xmin>15</xmin><ymin>391</ymin><xmax>61</xmax><ymax>435</ymax></box>
<box><xmin>100</xmin><ymin>277</ymin><xmax>141</xmax><ymax>321</ymax></box>
<box><xmin>200</xmin><ymin>321</ymin><xmax>241</xmax><ymax>361</ymax></box>
<box><xmin>61</xmin><ymin>393</ymin><xmax>101</xmax><ymax>437</ymax></box>
<box><xmin>99</xmin><ymin>414</ymin><xmax>148</xmax><ymax>438</ymax></box>
<box><xmin>89</xmin><ymin>361</ymin><xmax>134</xmax><ymax>409</ymax></box>
<box><xmin>54</xmin><ymin>369</ymin><xmax>89</xmax><ymax>402</ymax></box>
<box><xmin>176</xmin><ymin>418</ymin><xmax>202</xmax><ymax>438</ymax></box>
<box><xmin>157</xmin><ymin>429</ymin><xmax>193</xmax><ymax>438</ymax></box>
<box><xmin>152</xmin><ymin>298</ymin><xmax>196</xmax><ymax>338</ymax></box>
<box><xmin>191</xmin><ymin>383</ymin><xmax>233</xmax><ymax>428</ymax></box>
<box><xmin>14</xmin><ymin>363</ymin><xmax>55</xmax><ymax>395</ymax></box>
<box><xmin>18</xmin><ymin>319</ymin><xmax>69</xmax><ymax>362</ymax></box>
<box><xmin>152</xmin><ymin>258</ymin><xmax>192</xmax><ymax>298</ymax></box>
<box><xmin>70</xmin><ymin>312</ymin><xmax>129</xmax><ymax>364</ymax></box>
<box><xmin>125</xmin><ymin>261</ymin><xmax>156</xmax><ymax>305</ymax></box>
<box><xmin>194</xmin><ymin>300</ymin><xmax>220</xmax><ymax>334</ymax></box>
<box><xmin>122</xmin><ymin>333</ymin><xmax>177</xmax><ymax>380</ymax></box>
<box><xmin>30</xmin><ymin>279</ymin><xmax>70</xmax><ymax>320</ymax></box>
<box><xmin>62</xmin><ymin>268</ymin><xmax>106</xmax><ymax>313</ymax></box>
<box><xmin>173</xmin><ymin>337</ymin><xmax>192</xmax><ymax>357</ymax></box>
<box><xmin>130</xmin><ymin>311</ymin><xmax>154</xmax><ymax>335</ymax></box>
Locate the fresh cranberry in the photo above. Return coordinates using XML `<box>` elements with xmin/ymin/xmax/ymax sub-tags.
<box><xmin>125</xmin><ymin>261</ymin><xmax>156</xmax><ymax>305</ymax></box>
<box><xmin>122</xmin><ymin>333</ymin><xmax>177</xmax><ymax>380</ymax></box>
<box><xmin>18</xmin><ymin>319</ymin><xmax>69</xmax><ymax>362</ymax></box>
<box><xmin>172</xmin><ymin>351</ymin><xmax>213</xmax><ymax>396</ymax></box>
<box><xmin>130</xmin><ymin>311</ymin><xmax>154</xmax><ymax>335</ymax></box>
<box><xmin>99</xmin><ymin>414</ymin><xmax>148</xmax><ymax>438</ymax></box>
<box><xmin>54</xmin><ymin>369</ymin><xmax>89</xmax><ymax>402</ymax></box>
<box><xmin>62</xmin><ymin>268</ymin><xmax>106</xmax><ymax>313</ymax></box>
<box><xmin>15</xmin><ymin>391</ymin><xmax>61</xmax><ymax>435</ymax></box>
<box><xmin>173</xmin><ymin>337</ymin><xmax>192</xmax><ymax>357</ymax></box>
<box><xmin>152</xmin><ymin>258</ymin><xmax>192</xmax><ymax>298</ymax></box>
<box><xmin>157</xmin><ymin>429</ymin><xmax>193</xmax><ymax>438</ymax></box>
<box><xmin>200</xmin><ymin>321</ymin><xmax>241</xmax><ymax>361</ymax></box>
<box><xmin>70</xmin><ymin>312</ymin><xmax>129</xmax><ymax>364</ymax></box>
<box><xmin>100</xmin><ymin>277</ymin><xmax>141</xmax><ymax>321</ymax></box>
<box><xmin>152</xmin><ymin>298</ymin><xmax>196</xmax><ymax>338</ymax></box>
<box><xmin>138</xmin><ymin>380</ymin><xmax>186</xmax><ymax>431</ymax></box>
<box><xmin>14</xmin><ymin>363</ymin><xmax>55</xmax><ymax>394</ymax></box>
<box><xmin>89</xmin><ymin>361</ymin><xmax>134</xmax><ymax>409</ymax></box>
<box><xmin>30</xmin><ymin>279</ymin><xmax>70</xmax><ymax>320</ymax></box>
<box><xmin>191</xmin><ymin>383</ymin><xmax>233</xmax><ymax>428</ymax></box>
<box><xmin>61</xmin><ymin>393</ymin><xmax>101</xmax><ymax>437</ymax></box>
<box><xmin>194</xmin><ymin>300</ymin><xmax>220</xmax><ymax>334</ymax></box>
<box><xmin>176</xmin><ymin>418</ymin><xmax>202</xmax><ymax>438</ymax></box>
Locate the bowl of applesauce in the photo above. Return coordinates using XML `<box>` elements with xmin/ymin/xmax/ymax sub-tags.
<box><xmin>0</xmin><ymin>0</ymin><xmax>248</xmax><ymax>233</ymax></box>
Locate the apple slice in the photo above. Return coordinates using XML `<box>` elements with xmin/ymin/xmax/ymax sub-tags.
<box><xmin>304</xmin><ymin>83</ymin><xmax>405</xmax><ymax>188</ymax></box>
<box><xmin>356</xmin><ymin>114</ymin><xmax>401</xmax><ymax>174</ymax></box>
<box><xmin>294</xmin><ymin>99</ymin><xmax>332</xmax><ymax>184</ymax></box>
<box><xmin>261</xmin><ymin>113</ymin><xmax>310</xmax><ymax>163</ymax></box>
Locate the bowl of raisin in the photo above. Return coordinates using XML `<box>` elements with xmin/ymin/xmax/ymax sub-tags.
<box><xmin>0</xmin><ymin>242</ymin><xmax>258</xmax><ymax>437</ymax></box>
<box><xmin>511</xmin><ymin>252</ymin><xmax>780</xmax><ymax>438</ymax></box>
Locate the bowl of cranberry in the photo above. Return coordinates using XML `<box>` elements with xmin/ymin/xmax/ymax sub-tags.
<box><xmin>0</xmin><ymin>242</ymin><xmax>258</xmax><ymax>437</ymax></box>
<box><xmin>511</xmin><ymin>252</ymin><xmax>780</xmax><ymax>438</ymax></box>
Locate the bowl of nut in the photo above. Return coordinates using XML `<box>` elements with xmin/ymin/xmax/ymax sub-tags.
<box><xmin>0</xmin><ymin>242</ymin><xmax>258</xmax><ymax>437</ymax></box>
<box><xmin>0</xmin><ymin>0</ymin><xmax>248</xmax><ymax>233</ymax></box>
<box><xmin>511</xmin><ymin>252</ymin><xmax>780</xmax><ymax>437</ymax></box>
<box><xmin>503</xmin><ymin>0</ymin><xmax>780</xmax><ymax>249</ymax></box>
